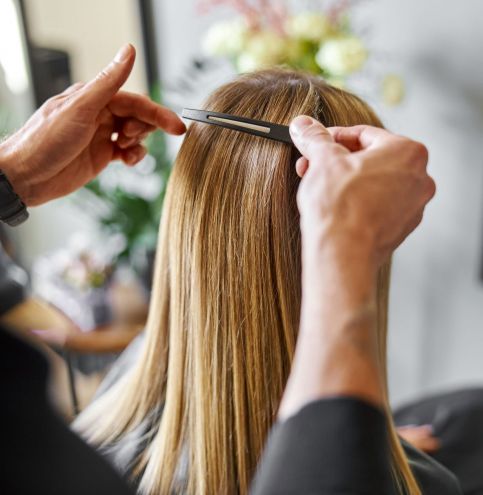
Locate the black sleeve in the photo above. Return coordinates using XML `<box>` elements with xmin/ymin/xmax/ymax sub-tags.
<box><xmin>0</xmin><ymin>325</ymin><xmax>135</xmax><ymax>495</ymax></box>
<box><xmin>251</xmin><ymin>397</ymin><xmax>396</xmax><ymax>495</ymax></box>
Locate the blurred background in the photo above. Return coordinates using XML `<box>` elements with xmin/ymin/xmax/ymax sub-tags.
<box><xmin>1</xmin><ymin>0</ymin><xmax>483</xmax><ymax>417</ymax></box>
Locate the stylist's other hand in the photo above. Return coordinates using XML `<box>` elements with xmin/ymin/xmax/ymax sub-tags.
<box><xmin>290</xmin><ymin>117</ymin><xmax>435</xmax><ymax>267</ymax></box>
<box><xmin>0</xmin><ymin>44</ymin><xmax>186</xmax><ymax>206</ymax></box>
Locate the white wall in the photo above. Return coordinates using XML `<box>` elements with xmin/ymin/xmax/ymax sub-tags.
<box><xmin>362</xmin><ymin>0</ymin><xmax>483</xmax><ymax>404</ymax></box>
<box><xmin>152</xmin><ymin>0</ymin><xmax>483</xmax><ymax>405</ymax></box>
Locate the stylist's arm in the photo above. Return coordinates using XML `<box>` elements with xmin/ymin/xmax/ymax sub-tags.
<box><xmin>0</xmin><ymin>44</ymin><xmax>185</xmax><ymax>206</ymax></box>
<box><xmin>252</xmin><ymin>117</ymin><xmax>434</xmax><ymax>495</ymax></box>
<box><xmin>281</xmin><ymin>119</ymin><xmax>434</xmax><ymax>415</ymax></box>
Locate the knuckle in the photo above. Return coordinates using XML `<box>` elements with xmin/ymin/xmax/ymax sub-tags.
<box><xmin>38</xmin><ymin>104</ymin><xmax>51</xmax><ymax>119</ymax></box>
<box><xmin>138</xmin><ymin>94</ymin><xmax>154</xmax><ymax>110</ymax></box>
<box><xmin>299</xmin><ymin>125</ymin><xmax>330</xmax><ymax>143</ymax></box>
<box><xmin>66</xmin><ymin>82</ymin><xmax>80</xmax><ymax>92</ymax></box>
<box><xmin>96</xmin><ymin>68</ymin><xmax>111</xmax><ymax>83</ymax></box>
<box><xmin>410</xmin><ymin>141</ymin><xmax>429</xmax><ymax>165</ymax></box>
<box><xmin>44</xmin><ymin>95</ymin><xmax>60</xmax><ymax>108</ymax></box>
<box><xmin>66</xmin><ymin>99</ymin><xmax>94</xmax><ymax>122</ymax></box>
<box><xmin>425</xmin><ymin>176</ymin><xmax>436</xmax><ymax>199</ymax></box>
<box><xmin>124</xmin><ymin>120</ymin><xmax>140</xmax><ymax>135</ymax></box>
<box><xmin>153</xmin><ymin>107</ymin><xmax>164</xmax><ymax>125</ymax></box>
<box><xmin>65</xmin><ymin>82</ymin><xmax>84</xmax><ymax>97</ymax></box>
<box><xmin>39</xmin><ymin>97</ymin><xmax>60</xmax><ymax>117</ymax></box>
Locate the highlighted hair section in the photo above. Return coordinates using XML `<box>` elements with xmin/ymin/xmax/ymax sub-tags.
<box><xmin>76</xmin><ymin>69</ymin><xmax>420</xmax><ymax>495</ymax></box>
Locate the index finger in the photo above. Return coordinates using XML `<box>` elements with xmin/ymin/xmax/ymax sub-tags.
<box><xmin>328</xmin><ymin>125</ymin><xmax>394</xmax><ymax>152</ymax></box>
<box><xmin>108</xmin><ymin>91</ymin><xmax>186</xmax><ymax>135</ymax></box>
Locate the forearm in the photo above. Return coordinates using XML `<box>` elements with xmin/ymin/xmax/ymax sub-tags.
<box><xmin>278</xmin><ymin>230</ymin><xmax>383</xmax><ymax>420</ymax></box>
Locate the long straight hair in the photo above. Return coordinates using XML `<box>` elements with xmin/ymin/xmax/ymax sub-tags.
<box><xmin>76</xmin><ymin>69</ymin><xmax>420</xmax><ymax>495</ymax></box>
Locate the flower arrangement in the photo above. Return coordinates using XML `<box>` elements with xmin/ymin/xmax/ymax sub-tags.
<box><xmin>32</xmin><ymin>233</ymin><xmax>124</xmax><ymax>330</ymax></box>
<box><xmin>199</xmin><ymin>0</ymin><xmax>404</xmax><ymax>105</ymax></box>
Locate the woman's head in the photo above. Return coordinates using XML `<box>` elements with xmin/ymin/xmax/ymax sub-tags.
<box><xmin>77</xmin><ymin>69</ymin><xmax>419</xmax><ymax>494</ymax></box>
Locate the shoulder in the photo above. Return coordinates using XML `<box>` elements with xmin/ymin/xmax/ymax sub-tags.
<box><xmin>402</xmin><ymin>439</ymin><xmax>462</xmax><ymax>495</ymax></box>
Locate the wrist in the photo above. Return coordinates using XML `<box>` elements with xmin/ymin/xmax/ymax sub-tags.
<box><xmin>0</xmin><ymin>137</ymin><xmax>31</xmax><ymax>205</ymax></box>
<box><xmin>302</xmin><ymin>221</ymin><xmax>377</xmax><ymax>283</ymax></box>
<box><xmin>300</xmin><ymin>223</ymin><xmax>378</xmax><ymax>334</ymax></box>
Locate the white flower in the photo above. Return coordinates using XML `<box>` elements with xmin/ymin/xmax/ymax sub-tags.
<box><xmin>236</xmin><ymin>31</ymin><xmax>288</xmax><ymax>72</ymax></box>
<box><xmin>286</xmin><ymin>12</ymin><xmax>331</xmax><ymax>42</ymax></box>
<box><xmin>236</xmin><ymin>52</ymin><xmax>264</xmax><ymax>73</ymax></box>
<box><xmin>382</xmin><ymin>74</ymin><xmax>405</xmax><ymax>106</ymax></box>
<box><xmin>202</xmin><ymin>18</ymin><xmax>249</xmax><ymax>57</ymax></box>
<box><xmin>316</xmin><ymin>37</ymin><xmax>368</xmax><ymax>76</ymax></box>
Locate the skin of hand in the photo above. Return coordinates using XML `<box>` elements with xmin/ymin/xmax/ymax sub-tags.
<box><xmin>397</xmin><ymin>425</ymin><xmax>441</xmax><ymax>453</ymax></box>
<box><xmin>0</xmin><ymin>44</ymin><xmax>186</xmax><ymax>206</ymax></box>
<box><xmin>278</xmin><ymin>116</ymin><xmax>435</xmax><ymax>420</ymax></box>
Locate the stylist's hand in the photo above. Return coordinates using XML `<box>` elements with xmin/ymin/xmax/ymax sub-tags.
<box><xmin>0</xmin><ymin>44</ymin><xmax>186</xmax><ymax>206</ymax></box>
<box><xmin>290</xmin><ymin>117</ymin><xmax>435</xmax><ymax>267</ymax></box>
<box><xmin>278</xmin><ymin>118</ymin><xmax>435</xmax><ymax>419</ymax></box>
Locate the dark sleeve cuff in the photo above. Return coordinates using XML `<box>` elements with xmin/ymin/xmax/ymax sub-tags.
<box><xmin>251</xmin><ymin>397</ymin><xmax>396</xmax><ymax>495</ymax></box>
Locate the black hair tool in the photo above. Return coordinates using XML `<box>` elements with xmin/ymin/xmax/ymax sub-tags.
<box><xmin>182</xmin><ymin>108</ymin><xmax>294</xmax><ymax>145</ymax></box>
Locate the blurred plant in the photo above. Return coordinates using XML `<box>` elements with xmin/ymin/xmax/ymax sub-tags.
<box><xmin>199</xmin><ymin>0</ymin><xmax>404</xmax><ymax>103</ymax></box>
<box><xmin>80</xmin><ymin>84</ymin><xmax>170</xmax><ymax>264</ymax></box>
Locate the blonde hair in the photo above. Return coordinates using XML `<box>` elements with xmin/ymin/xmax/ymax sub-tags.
<box><xmin>76</xmin><ymin>69</ymin><xmax>420</xmax><ymax>494</ymax></box>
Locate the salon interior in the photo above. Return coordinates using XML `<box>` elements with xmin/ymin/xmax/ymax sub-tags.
<box><xmin>1</xmin><ymin>0</ymin><xmax>483</xmax><ymax>493</ymax></box>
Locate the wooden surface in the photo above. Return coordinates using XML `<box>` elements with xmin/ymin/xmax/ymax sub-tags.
<box><xmin>1</xmin><ymin>282</ymin><xmax>148</xmax><ymax>354</ymax></box>
<box><xmin>59</xmin><ymin>322</ymin><xmax>144</xmax><ymax>354</ymax></box>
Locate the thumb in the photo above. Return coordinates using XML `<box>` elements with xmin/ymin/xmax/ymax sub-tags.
<box><xmin>78</xmin><ymin>44</ymin><xmax>136</xmax><ymax>108</ymax></box>
<box><xmin>289</xmin><ymin>116</ymin><xmax>346</xmax><ymax>161</ymax></box>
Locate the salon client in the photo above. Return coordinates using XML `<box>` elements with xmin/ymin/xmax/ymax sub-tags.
<box><xmin>0</xmin><ymin>44</ymin><xmax>434</xmax><ymax>494</ymax></box>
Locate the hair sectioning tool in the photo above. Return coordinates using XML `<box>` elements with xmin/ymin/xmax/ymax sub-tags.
<box><xmin>182</xmin><ymin>108</ymin><xmax>294</xmax><ymax>145</ymax></box>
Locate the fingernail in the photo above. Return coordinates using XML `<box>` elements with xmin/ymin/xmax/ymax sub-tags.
<box><xmin>290</xmin><ymin>116</ymin><xmax>316</xmax><ymax>137</ymax></box>
<box><xmin>114</xmin><ymin>44</ymin><xmax>133</xmax><ymax>63</ymax></box>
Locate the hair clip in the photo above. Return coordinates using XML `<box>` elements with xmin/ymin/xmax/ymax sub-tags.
<box><xmin>182</xmin><ymin>108</ymin><xmax>294</xmax><ymax>145</ymax></box>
